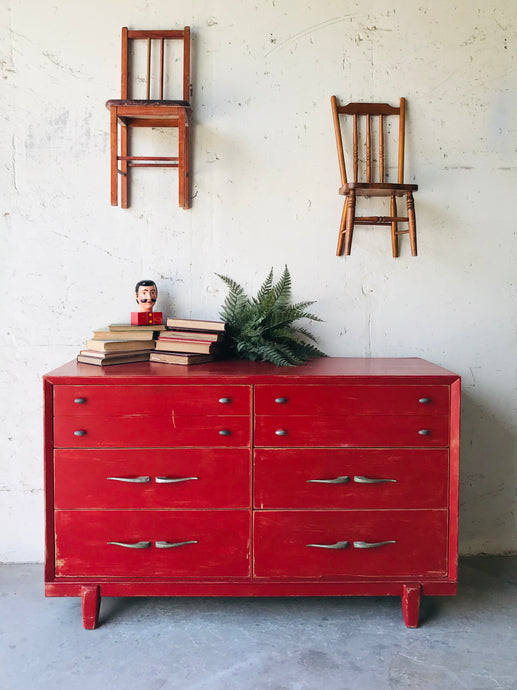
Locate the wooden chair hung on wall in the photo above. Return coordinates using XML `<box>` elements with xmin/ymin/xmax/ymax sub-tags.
<box><xmin>331</xmin><ymin>97</ymin><xmax>418</xmax><ymax>257</ymax></box>
<box><xmin>106</xmin><ymin>27</ymin><xmax>191</xmax><ymax>209</ymax></box>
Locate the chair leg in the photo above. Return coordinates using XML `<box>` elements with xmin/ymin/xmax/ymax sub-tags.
<box><xmin>344</xmin><ymin>190</ymin><xmax>355</xmax><ymax>255</ymax></box>
<box><xmin>178</xmin><ymin>110</ymin><xmax>187</xmax><ymax>209</ymax></box>
<box><xmin>109</xmin><ymin>108</ymin><xmax>118</xmax><ymax>206</ymax></box>
<box><xmin>407</xmin><ymin>191</ymin><xmax>417</xmax><ymax>256</ymax></box>
<box><xmin>390</xmin><ymin>195</ymin><xmax>398</xmax><ymax>258</ymax></box>
<box><xmin>336</xmin><ymin>197</ymin><xmax>349</xmax><ymax>256</ymax></box>
<box><xmin>183</xmin><ymin>118</ymin><xmax>190</xmax><ymax>209</ymax></box>
<box><xmin>120</xmin><ymin>124</ymin><xmax>128</xmax><ymax>209</ymax></box>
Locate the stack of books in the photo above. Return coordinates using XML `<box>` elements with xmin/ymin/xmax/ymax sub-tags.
<box><xmin>150</xmin><ymin>318</ymin><xmax>226</xmax><ymax>365</ymax></box>
<box><xmin>77</xmin><ymin>323</ymin><xmax>164</xmax><ymax>366</ymax></box>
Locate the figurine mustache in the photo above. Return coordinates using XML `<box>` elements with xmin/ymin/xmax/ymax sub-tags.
<box><xmin>139</xmin><ymin>298</ymin><xmax>157</xmax><ymax>303</ymax></box>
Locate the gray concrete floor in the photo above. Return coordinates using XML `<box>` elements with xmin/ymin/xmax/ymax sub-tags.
<box><xmin>0</xmin><ymin>557</ymin><xmax>516</xmax><ymax>690</ymax></box>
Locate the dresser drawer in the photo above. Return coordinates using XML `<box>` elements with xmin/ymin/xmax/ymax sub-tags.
<box><xmin>54</xmin><ymin>415</ymin><xmax>250</xmax><ymax>448</ymax></box>
<box><xmin>54</xmin><ymin>449</ymin><xmax>250</xmax><ymax>509</ymax></box>
<box><xmin>55</xmin><ymin>510</ymin><xmax>250</xmax><ymax>577</ymax></box>
<box><xmin>254</xmin><ymin>449</ymin><xmax>449</xmax><ymax>509</ymax></box>
<box><xmin>54</xmin><ymin>385</ymin><xmax>251</xmax><ymax>416</ymax></box>
<box><xmin>254</xmin><ymin>415</ymin><xmax>449</xmax><ymax>447</ymax></box>
<box><xmin>255</xmin><ymin>385</ymin><xmax>449</xmax><ymax>416</ymax></box>
<box><xmin>253</xmin><ymin>510</ymin><xmax>448</xmax><ymax>578</ymax></box>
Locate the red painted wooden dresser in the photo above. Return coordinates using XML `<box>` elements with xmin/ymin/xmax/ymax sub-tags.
<box><xmin>43</xmin><ymin>357</ymin><xmax>460</xmax><ymax>629</ymax></box>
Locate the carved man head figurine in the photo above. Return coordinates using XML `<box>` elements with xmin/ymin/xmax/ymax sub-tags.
<box><xmin>135</xmin><ymin>280</ymin><xmax>158</xmax><ymax>313</ymax></box>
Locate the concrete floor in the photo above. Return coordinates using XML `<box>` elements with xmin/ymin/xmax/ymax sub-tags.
<box><xmin>0</xmin><ymin>557</ymin><xmax>516</xmax><ymax>690</ymax></box>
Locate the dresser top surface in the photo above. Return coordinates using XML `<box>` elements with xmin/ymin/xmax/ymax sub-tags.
<box><xmin>43</xmin><ymin>357</ymin><xmax>460</xmax><ymax>385</ymax></box>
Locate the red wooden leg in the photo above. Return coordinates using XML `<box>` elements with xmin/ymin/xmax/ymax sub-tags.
<box><xmin>81</xmin><ymin>585</ymin><xmax>101</xmax><ymax>630</ymax></box>
<box><xmin>402</xmin><ymin>583</ymin><xmax>422</xmax><ymax>628</ymax></box>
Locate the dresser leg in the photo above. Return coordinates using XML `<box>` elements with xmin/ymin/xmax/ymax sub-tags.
<box><xmin>81</xmin><ymin>585</ymin><xmax>101</xmax><ymax>629</ymax></box>
<box><xmin>402</xmin><ymin>584</ymin><xmax>422</xmax><ymax>628</ymax></box>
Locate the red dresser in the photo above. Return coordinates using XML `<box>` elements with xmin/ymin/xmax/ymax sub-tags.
<box><xmin>43</xmin><ymin>357</ymin><xmax>460</xmax><ymax>628</ymax></box>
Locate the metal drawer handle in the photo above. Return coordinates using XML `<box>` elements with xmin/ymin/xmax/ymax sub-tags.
<box><xmin>307</xmin><ymin>476</ymin><xmax>350</xmax><ymax>484</ymax></box>
<box><xmin>419</xmin><ymin>397</ymin><xmax>431</xmax><ymax>404</ymax></box>
<box><xmin>73</xmin><ymin>430</ymin><xmax>87</xmax><ymax>436</ymax></box>
<box><xmin>275</xmin><ymin>429</ymin><xmax>288</xmax><ymax>436</ymax></box>
<box><xmin>155</xmin><ymin>476</ymin><xmax>199</xmax><ymax>484</ymax></box>
<box><xmin>74</xmin><ymin>397</ymin><xmax>87</xmax><ymax>404</ymax></box>
<box><xmin>218</xmin><ymin>397</ymin><xmax>232</xmax><ymax>404</ymax></box>
<box><xmin>307</xmin><ymin>541</ymin><xmax>349</xmax><ymax>549</ymax></box>
<box><xmin>275</xmin><ymin>397</ymin><xmax>288</xmax><ymax>404</ymax></box>
<box><xmin>418</xmin><ymin>429</ymin><xmax>431</xmax><ymax>436</ymax></box>
<box><xmin>219</xmin><ymin>429</ymin><xmax>231</xmax><ymax>436</ymax></box>
<box><xmin>107</xmin><ymin>476</ymin><xmax>151</xmax><ymax>483</ymax></box>
<box><xmin>353</xmin><ymin>540</ymin><xmax>396</xmax><ymax>549</ymax></box>
<box><xmin>353</xmin><ymin>476</ymin><xmax>397</xmax><ymax>484</ymax></box>
<box><xmin>107</xmin><ymin>541</ymin><xmax>151</xmax><ymax>549</ymax></box>
<box><xmin>155</xmin><ymin>540</ymin><xmax>198</xmax><ymax>549</ymax></box>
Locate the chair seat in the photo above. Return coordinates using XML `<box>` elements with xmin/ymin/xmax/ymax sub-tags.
<box><xmin>106</xmin><ymin>99</ymin><xmax>190</xmax><ymax>108</ymax></box>
<box><xmin>339</xmin><ymin>182</ymin><xmax>418</xmax><ymax>197</ymax></box>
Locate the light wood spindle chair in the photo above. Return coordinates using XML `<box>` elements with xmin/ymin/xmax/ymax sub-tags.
<box><xmin>331</xmin><ymin>97</ymin><xmax>418</xmax><ymax>257</ymax></box>
<box><xmin>106</xmin><ymin>27</ymin><xmax>191</xmax><ymax>209</ymax></box>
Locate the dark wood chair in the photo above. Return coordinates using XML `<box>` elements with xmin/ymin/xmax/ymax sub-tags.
<box><xmin>106</xmin><ymin>28</ymin><xmax>191</xmax><ymax>209</ymax></box>
<box><xmin>331</xmin><ymin>97</ymin><xmax>418</xmax><ymax>257</ymax></box>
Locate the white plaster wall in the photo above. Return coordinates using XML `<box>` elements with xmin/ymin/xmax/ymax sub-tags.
<box><xmin>0</xmin><ymin>0</ymin><xmax>515</xmax><ymax>561</ymax></box>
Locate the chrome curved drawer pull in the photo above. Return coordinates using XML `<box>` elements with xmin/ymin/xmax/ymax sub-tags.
<box><xmin>307</xmin><ymin>476</ymin><xmax>350</xmax><ymax>484</ymax></box>
<box><xmin>353</xmin><ymin>540</ymin><xmax>396</xmax><ymax>549</ymax></box>
<box><xmin>73</xmin><ymin>430</ymin><xmax>87</xmax><ymax>436</ymax></box>
<box><xmin>107</xmin><ymin>476</ymin><xmax>151</xmax><ymax>483</ymax></box>
<box><xmin>419</xmin><ymin>397</ymin><xmax>431</xmax><ymax>404</ymax></box>
<box><xmin>353</xmin><ymin>476</ymin><xmax>397</xmax><ymax>484</ymax></box>
<box><xmin>219</xmin><ymin>429</ymin><xmax>231</xmax><ymax>436</ymax></box>
<box><xmin>73</xmin><ymin>397</ymin><xmax>87</xmax><ymax>404</ymax></box>
<box><xmin>275</xmin><ymin>397</ymin><xmax>288</xmax><ymax>404</ymax></box>
<box><xmin>418</xmin><ymin>429</ymin><xmax>430</xmax><ymax>436</ymax></box>
<box><xmin>155</xmin><ymin>540</ymin><xmax>198</xmax><ymax>549</ymax></box>
<box><xmin>155</xmin><ymin>476</ymin><xmax>199</xmax><ymax>484</ymax></box>
<box><xmin>275</xmin><ymin>429</ymin><xmax>288</xmax><ymax>436</ymax></box>
<box><xmin>218</xmin><ymin>397</ymin><xmax>232</xmax><ymax>404</ymax></box>
<box><xmin>107</xmin><ymin>541</ymin><xmax>151</xmax><ymax>549</ymax></box>
<box><xmin>307</xmin><ymin>541</ymin><xmax>349</xmax><ymax>549</ymax></box>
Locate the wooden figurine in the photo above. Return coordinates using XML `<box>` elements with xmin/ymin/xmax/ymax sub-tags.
<box><xmin>131</xmin><ymin>280</ymin><xmax>163</xmax><ymax>325</ymax></box>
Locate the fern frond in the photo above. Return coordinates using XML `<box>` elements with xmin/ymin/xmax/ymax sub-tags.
<box><xmin>217</xmin><ymin>267</ymin><xmax>326</xmax><ymax>367</ymax></box>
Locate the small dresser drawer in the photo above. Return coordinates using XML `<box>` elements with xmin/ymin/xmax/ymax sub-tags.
<box><xmin>54</xmin><ymin>385</ymin><xmax>251</xmax><ymax>416</ymax></box>
<box><xmin>54</xmin><ymin>415</ymin><xmax>251</xmax><ymax>448</ymax></box>
<box><xmin>54</xmin><ymin>448</ymin><xmax>250</xmax><ymax>510</ymax></box>
<box><xmin>254</xmin><ymin>415</ymin><xmax>449</xmax><ymax>447</ymax></box>
<box><xmin>55</xmin><ymin>510</ymin><xmax>250</xmax><ymax>577</ymax></box>
<box><xmin>253</xmin><ymin>510</ymin><xmax>448</xmax><ymax>578</ymax></box>
<box><xmin>255</xmin><ymin>385</ymin><xmax>449</xmax><ymax>416</ymax></box>
<box><xmin>254</xmin><ymin>448</ymin><xmax>449</xmax><ymax>509</ymax></box>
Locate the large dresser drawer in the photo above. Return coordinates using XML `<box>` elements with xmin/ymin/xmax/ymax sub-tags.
<box><xmin>254</xmin><ymin>415</ymin><xmax>449</xmax><ymax>447</ymax></box>
<box><xmin>254</xmin><ymin>448</ymin><xmax>449</xmax><ymax>509</ymax></box>
<box><xmin>54</xmin><ymin>448</ymin><xmax>250</xmax><ymax>509</ymax></box>
<box><xmin>54</xmin><ymin>385</ymin><xmax>251</xmax><ymax>416</ymax></box>
<box><xmin>54</xmin><ymin>415</ymin><xmax>251</xmax><ymax>448</ymax></box>
<box><xmin>253</xmin><ymin>510</ymin><xmax>448</xmax><ymax>578</ymax></box>
<box><xmin>55</xmin><ymin>510</ymin><xmax>250</xmax><ymax>577</ymax></box>
<box><xmin>255</xmin><ymin>385</ymin><xmax>449</xmax><ymax>416</ymax></box>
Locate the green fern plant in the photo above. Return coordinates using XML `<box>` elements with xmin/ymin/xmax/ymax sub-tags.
<box><xmin>216</xmin><ymin>266</ymin><xmax>326</xmax><ymax>366</ymax></box>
